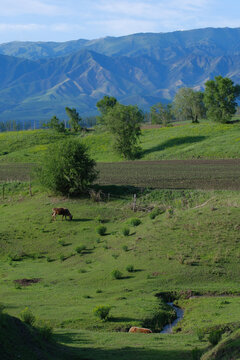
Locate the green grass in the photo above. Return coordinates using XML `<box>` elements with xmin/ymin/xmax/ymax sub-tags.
<box><xmin>1</xmin><ymin>122</ymin><xmax>240</xmax><ymax>358</ymax></box>
<box><xmin>1</xmin><ymin>121</ymin><xmax>240</xmax><ymax>164</ymax></box>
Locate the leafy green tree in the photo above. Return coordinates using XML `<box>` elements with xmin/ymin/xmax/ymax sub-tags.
<box><xmin>96</xmin><ymin>95</ymin><xmax>117</xmax><ymax>124</ymax></box>
<box><xmin>204</xmin><ymin>76</ymin><xmax>240</xmax><ymax>123</ymax></box>
<box><xmin>150</xmin><ymin>102</ymin><xmax>172</xmax><ymax>125</ymax></box>
<box><xmin>104</xmin><ymin>103</ymin><xmax>143</xmax><ymax>159</ymax></box>
<box><xmin>44</xmin><ymin>115</ymin><xmax>66</xmax><ymax>133</ymax></box>
<box><xmin>173</xmin><ymin>88</ymin><xmax>205</xmax><ymax>123</ymax></box>
<box><xmin>65</xmin><ymin>107</ymin><xmax>82</xmax><ymax>132</ymax></box>
<box><xmin>38</xmin><ymin>139</ymin><xmax>98</xmax><ymax>195</ymax></box>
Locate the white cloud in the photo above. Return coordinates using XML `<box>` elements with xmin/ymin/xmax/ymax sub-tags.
<box><xmin>0</xmin><ymin>0</ymin><xmax>67</xmax><ymax>16</ymax></box>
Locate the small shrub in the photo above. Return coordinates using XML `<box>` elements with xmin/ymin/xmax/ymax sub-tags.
<box><xmin>111</xmin><ymin>269</ymin><xmax>123</xmax><ymax>279</ymax></box>
<box><xmin>96</xmin><ymin>238</ymin><xmax>101</xmax><ymax>244</ymax></box>
<box><xmin>208</xmin><ymin>329</ymin><xmax>222</xmax><ymax>345</ymax></box>
<box><xmin>37</xmin><ymin>322</ymin><xmax>53</xmax><ymax>341</ymax></box>
<box><xmin>19</xmin><ymin>307</ymin><xmax>35</xmax><ymax>326</ymax></box>
<box><xmin>96</xmin><ymin>215</ymin><xmax>103</xmax><ymax>223</ymax></box>
<box><xmin>79</xmin><ymin>269</ymin><xmax>87</xmax><ymax>273</ymax></box>
<box><xmin>112</xmin><ymin>254</ymin><xmax>119</xmax><ymax>259</ymax></box>
<box><xmin>96</xmin><ymin>225</ymin><xmax>107</xmax><ymax>236</ymax></box>
<box><xmin>129</xmin><ymin>218</ymin><xmax>141</xmax><ymax>226</ymax></box>
<box><xmin>103</xmin><ymin>243</ymin><xmax>109</xmax><ymax>250</ymax></box>
<box><xmin>59</xmin><ymin>254</ymin><xmax>65</xmax><ymax>262</ymax></box>
<box><xmin>122</xmin><ymin>245</ymin><xmax>128</xmax><ymax>252</ymax></box>
<box><xmin>75</xmin><ymin>245</ymin><xmax>87</xmax><ymax>254</ymax></box>
<box><xmin>122</xmin><ymin>227</ymin><xmax>130</xmax><ymax>236</ymax></box>
<box><xmin>93</xmin><ymin>305</ymin><xmax>111</xmax><ymax>321</ymax></box>
<box><xmin>96</xmin><ymin>289</ymin><xmax>102</xmax><ymax>293</ymax></box>
<box><xmin>46</xmin><ymin>256</ymin><xmax>52</xmax><ymax>262</ymax></box>
<box><xmin>83</xmin><ymin>295</ymin><xmax>91</xmax><ymax>299</ymax></box>
<box><xmin>166</xmin><ymin>208</ymin><xmax>174</xmax><ymax>218</ymax></box>
<box><xmin>196</xmin><ymin>328</ymin><xmax>205</xmax><ymax>341</ymax></box>
<box><xmin>85</xmin><ymin>259</ymin><xmax>92</xmax><ymax>264</ymax></box>
<box><xmin>58</xmin><ymin>239</ymin><xmax>66</xmax><ymax>246</ymax></box>
<box><xmin>126</xmin><ymin>264</ymin><xmax>134</xmax><ymax>272</ymax></box>
<box><xmin>0</xmin><ymin>303</ymin><xmax>5</xmax><ymax>315</ymax></box>
<box><xmin>149</xmin><ymin>208</ymin><xmax>162</xmax><ymax>220</ymax></box>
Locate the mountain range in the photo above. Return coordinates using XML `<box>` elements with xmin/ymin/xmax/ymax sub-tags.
<box><xmin>0</xmin><ymin>27</ymin><xmax>240</xmax><ymax>121</ymax></box>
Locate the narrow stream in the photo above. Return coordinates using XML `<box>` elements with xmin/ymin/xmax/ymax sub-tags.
<box><xmin>160</xmin><ymin>302</ymin><xmax>184</xmax><ymax>334</ymax></box>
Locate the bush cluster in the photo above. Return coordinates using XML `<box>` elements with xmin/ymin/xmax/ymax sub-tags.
<box><xmin>93</xmin><ymin>305</ymin><xmax>111</xmax><ymax>321</ymax></box>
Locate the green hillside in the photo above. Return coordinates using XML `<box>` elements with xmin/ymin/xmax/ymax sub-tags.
<box><xmin>1</xmin><ymin>124</ymin><xmax>240</xmax><ymax>359</ymax></box>
<box><xmin>0</xmin><ymin>121</ymin><xmax>240</xmax><ymax>164</ymax></box>
<box><xmin>1</xmin><ymin>183</ymin><xmax>240</xmax><ymax>359</ymax></box>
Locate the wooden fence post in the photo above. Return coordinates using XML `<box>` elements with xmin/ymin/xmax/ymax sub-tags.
<box><xmin>29</xmin><ymin>176</ymin><xmax>32</xmax><ymax>197</ymax></box>
<box><xmin>132</xmin><ymin>194</ymin><xmax>137</xmax><ymax>212</ymax></box>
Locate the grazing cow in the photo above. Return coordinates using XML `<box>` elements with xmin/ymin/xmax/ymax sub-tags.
<box><xmin>129</xmin><ymin>327</ymin><xmax>152</xmax><ymax>334</ymax></box>
<box><xmin>52</xmin><ymin>208</ymin><xmax>73</xmax><ymax>221</ymax></box>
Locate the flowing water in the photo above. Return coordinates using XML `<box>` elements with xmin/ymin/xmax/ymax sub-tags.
<box><xmin>160</xmin><ymin>302</ymin><xmax>184</xmax><ymax>334</ymax></box>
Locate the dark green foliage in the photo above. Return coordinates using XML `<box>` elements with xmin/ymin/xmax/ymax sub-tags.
<box><xmin>129</xmin><ymin>218</ymin><xmax>141</xmax><ymax>226</ymax></box>
<box><xmin>204</xmin><ymin>76</ymin><xmax>240</xmax><ymax>123</ymax></box>
<box><xmin>208</xmin><ymin>329</ymin><xmax>222</xmax><ymax>345</ymax></box>
<box><xmin>65</xmin><ymin>107</ymin><xmax>82</xmax><ymax>132</ymax></box>
<box><xmin>122</xmin><ymin>245</ymin><xmax>128</xmax><ymax>252</ymax></box>
<box><xmin>38</xmin><ymin>139</ymin><xmax>98</xmax><ymax>195</ymax></box>
<box><xmin>44</xmin><ymin>116</ymin><xmax>66</xmax><ymax>133</ymax></box>
<box><xmin>58</xmin><ymin>239</ymin><xmax>66</xmax><ymax>246</ymax></box>
<box><xmin>151</xmin><ymin>102</ymin><xmax>173</xmax><ymax>125</ymax></box>
<box><xmin>111</xmin><ymin>270</ymin><xmax>123</xmax><ymax>279</ymax></box>
<box><xmin>122</xmin><ymin>227</ymin><xmax>130</xmax><ymax>236</ymax></box>
<box><xmin>103</xmin><ymin>103</ymin><xmax>143</xmax><ymax>159</ymax></box>
<box><xmin>142</xmin><ymin>301</ymin><xmax>176</xmax><ymax>332</ymax></box>
<box><xmin>37</xmin><ymin>322</ymin><xmax>53</xmax><ymax>341</ymax></box>
<box><xmin>149</xmin><ymin>208</ymin><xmax>162</xmax><ymax>219</ymax></box>
<box><xmin>93</xmin><ymin>305</ymin><xmax>111</xmax><ymax>321</ymax></box>
<box><xmin>191</xmin><ymin>347</ymin><xmax>202</xmax><ymax>360</ymax></box>
<box><xmin>19</xmin><ymin>307</ymin><xmax>35</xmax><ymax>326</ymax></box>
<box><xmin>75</xmin><ymin>245</ymin><xmax>87</xmax><ymax>254</ymax></box>
<box><xmin>96</xmin><ymin>225</ymin><xmax>107</xmax><ymax>236</ymax></box>
<box><xmin>59</xmin><ymin>254</ymin><xmax>65</xmax><ymax>262</ymax></box>
<box><xmin>196</xmin><ymin>328</ymin><xmax>205</xmax><ymax>341</ymax></box>
<box><xmin>126</xmin><ymin>264</ymin><xmax>134</xmax><ymax>272</ymax></box>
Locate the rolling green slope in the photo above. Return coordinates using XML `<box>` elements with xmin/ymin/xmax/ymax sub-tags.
<box><xmin>0</xmin><ymin>121</ymin><xmax>240</xmax><ymax>164</ymax></box>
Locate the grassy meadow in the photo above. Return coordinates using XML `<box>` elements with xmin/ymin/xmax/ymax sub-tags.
<box><xmin>1</xmin><ymin>121</ymin><xmax>240</xmax><ymax>359</ymax></box>
<box><xmin>0</xmin><ymin>120</ymin><xmax>240</xmax><ymax>164</ymax></box>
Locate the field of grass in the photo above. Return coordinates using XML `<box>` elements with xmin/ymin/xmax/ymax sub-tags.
<box><xmin>1</xmin><ymin>185</ymin><xmax>240</xmax><ymax>358</ymax></box>
<box><xmin>0</xmin><ymin>120</ymin><xmax>240</xmax><ymax>164</ymax></box>
<box><xmin>1</xmin><ymin>123</ymin><xmax>240</xmax><ymax>359</ymax></box>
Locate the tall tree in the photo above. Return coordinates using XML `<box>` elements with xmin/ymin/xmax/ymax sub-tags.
<box><xmin>104</xmin><ymin>103</ymin><xmax>143</xmax><ymax>159</ymax></box>
<box><xmin>173</xmin><ymin>88</ymin><xmax>205</xmax><ymax>123</ymax></box>
<box><xmin>65</xmin><ymin>107</ymin><xmax>82</xmax><ymax>132</ymax></box>
<box><xmin>44</xmin><ymin>115</ymin><xmax>65</xmax><ymax>133</ymax></box>
<box><xmin>96</xmin><ymin>95</ymin><xmax>117</xmax><ymax>124</ymax></box>
<box><xmin>204</xmin><ymin>76</ymin><xmax>240</xmax><ymax>123</ymax></box>
<box><xmin>150</xmin><ymin>102</ymin><xmax>172</xmax><ymax>126</ymax></box>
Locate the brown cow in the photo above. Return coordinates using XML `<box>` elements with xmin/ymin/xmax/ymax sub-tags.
<box><xmin>52</xmin><ymin>208</ymin><xmax>73</xmax><ymax>221</ymax></box>
<box><xmin>129</xmin><ymin>327</ymin><xmax>152</xmax><ymax>334</ymax></box>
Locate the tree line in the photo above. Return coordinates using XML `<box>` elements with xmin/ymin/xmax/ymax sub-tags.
<box><xmin>151</xmin><ymin>76</ymin><xmax>240</xmax><ymax>125</ymax></box>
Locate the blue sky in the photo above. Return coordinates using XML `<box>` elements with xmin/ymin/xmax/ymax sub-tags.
<box><xmin>0</xmin><ymin>0</ymin><xmax>239</xmax><ymax>43</ymax></box>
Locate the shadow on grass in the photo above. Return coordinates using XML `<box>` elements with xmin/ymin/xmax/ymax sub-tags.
<box><xmin>54</xmin><ymin>331</ymin><xmax>207</xmax><ymax>360</ymax></box>
<box><xmin>109</xmin><ymin>316</ymin><xmax>139</xmax><ymax>323</ymax></box>
<box><xmin>72</xmin><ymin>218</ymin><xmax>92</xmax><ymax>222</ymax></box>
<box><xmin>141</xmin><ymin>136</ymin><xmax>207</xmax><ymax>157</ymax></box>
